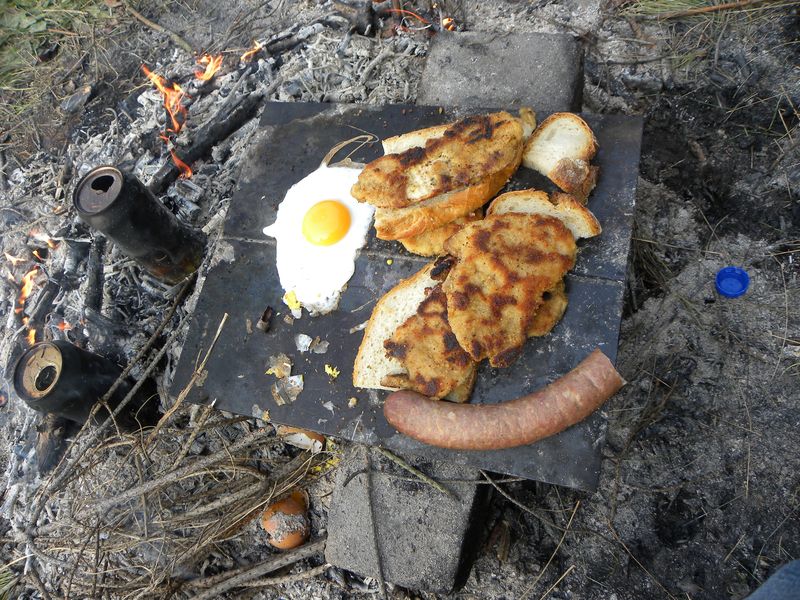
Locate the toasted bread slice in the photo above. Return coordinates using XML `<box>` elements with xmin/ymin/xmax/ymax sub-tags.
<box><xmin>398</xmin><ymin>211</ymin><xmax>482</xmax><ymax>256</ymax></box>
<box><xmin>374</xmin><ymin>158</ymin><xmax>518</xmax><ymax>240</ymax></box>
<box><xmin>353</xmin><ymin>259</ymin><xmax>475</xmax><ymax>402</ymax></box>
<box><xmin>529</xmin><ymin>281</ymin><xmax>568</xmax><ymax>337</ymax></box>
<box><xmin>522</xmin><ymin>113</ymin><xmax>598</xmax><ymax>201</ymax></box>
<box><xmin>382</xmin><ymin>108</ymin><xmax>536</xmax><ymax>155</ymax></box>
<box><xmin>383</xmin><ymin>284</ymin><xmax>477</xmax><ymax>401</ymax></box>
<box><xmin>353</xmin><ymin>111</ymin><xmax>523</xmax><ymax>209</ymax></box>
<box><xmin>443</xmin><ymin>214</ymin><xmax>576</xmax><ymax>368</ymax></box>
<box><xmin>382</xmin><ymin>123</ymin><xmax>451</xmax><ymax>155</ymax></box>
<box><xmin>487</xmin><ymin>189</ymin><xmax>601</xmax><ymax>239</ymax></box>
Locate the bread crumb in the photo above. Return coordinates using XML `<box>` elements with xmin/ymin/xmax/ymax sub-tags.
<box><xmin>324</xmin><ymin>364</ymin><xmax>340</xmax><ymax>379</ymax></box>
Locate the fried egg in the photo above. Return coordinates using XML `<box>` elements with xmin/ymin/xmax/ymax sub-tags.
<box><xmin>263</xmin><ymin>164</ymin><xmax>374</xmax><ymax>315</ymax></box>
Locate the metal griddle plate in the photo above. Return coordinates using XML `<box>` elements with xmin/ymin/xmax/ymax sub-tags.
<box><xmin>172</xmin><ymin>102</ymin><xmax>642</xmax><ymax>491</ymax></box>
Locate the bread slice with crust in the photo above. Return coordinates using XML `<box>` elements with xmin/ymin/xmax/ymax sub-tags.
<box><xmin>487</xmin><ymin>189</ymin><xmax>601</xmax><ymax>239</ymax></box>
<box><xmin>522</xmin><ymin>112</ymin><xmax>599</xmax><ymax>202</ymax></box>
<box><xmin>353</xmin><ymin>259</ymin><xmax>476</xmax><ymax>402</ymax></box>
<box><xmin>353</xmin><ymin>111</ymin><xmax>523</xmax><ymax>209</ymax></box>
<box><xmin>398</xmin><ymin>211</ymin><xmax>482</xmax><ymax>256</ymax></box>
<box><xmin>373</xmin><ymin>158</ymin><xmax>518</xmax><ymax>240</ymax></box>
<box><xmin>381</xmin><ymin>108</ymin><xmax>537</xmax><ymax>156</ymax></box>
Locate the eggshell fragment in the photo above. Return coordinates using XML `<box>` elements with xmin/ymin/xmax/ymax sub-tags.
<box><xmin>261</xmin><ymin>489</ymin><xmax>310</xmax><ymax>550</ymax></box>
<box><xmin>276</xmin><ymin>425</ymin><xmax>325</xmax><ymax>453</ymax></box>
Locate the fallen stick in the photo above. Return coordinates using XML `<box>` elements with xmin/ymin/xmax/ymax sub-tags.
<box><xmin>122</xmin><ymin>1</ymin><xmax>194</xmax><ymax>54</ymax></box>
<box><xmin>187</xmin><ymin>537</ymin><xmax>326</xmax><ymax>600</ymax></box>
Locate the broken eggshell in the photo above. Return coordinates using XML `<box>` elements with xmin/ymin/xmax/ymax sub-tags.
<box><xmin>261</xmin><ymin>488</ymin><xmax>310</xmax><ymax>550</ymax></box>
<box><xmin>276</xmin><ymin>425</ymin><xmax>325</xmax><ymax>453</ymax></box>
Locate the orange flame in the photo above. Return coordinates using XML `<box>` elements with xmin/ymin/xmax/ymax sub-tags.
<box><xmin>195</xmin><ymin>53</ymin><xmax>223</xmax><ymax>81</ymax></box>
<box><xmin>387</xmin><ymin>8</ymin><xmax>430</xmax><ymax>24</ymax></box>
<box><xmin>142</xmin><ymin>65</ymin><xmax>189</xmax><ymax>135</ymax></box>
<box><xmin>57</xmin><ymin>320</ymin><xmax>73</xmax><ymax>331</ymax></box>
<box><xmin>442</xmin><ymin>17</ymin><xmax>456</xmax><ymax>30</ymax></box>
<box><xmin>26</xmin><ymin>328</ymin><xmax>36</xmax><ymax>346</ymax></box>
<box><xmin>4</xmin><ymin>252</ymin><xmax>25</xmax><ymax>266</ymax></box>
<box><xmin>169</xmin><ymin>148</ymin><xmax>193</xmax><ymax>179</ymax></box>
<box><xmin>159</xmin><ymin>134</ymin><xmax>193</xmax><ymax>179</ymax></box>
<box><xmin>17</xmin><ymin>267</ymin><xmax>38</xmax><ymax>311</ymax></box>
<box><xmin>29</xmin><ymin>229</ymin><xmax>58</xmax><ymax>249</ymax></box>
<box><xmin>32</xmin><ymin>249</ymin><xmax>45</xmax><ymax>262</ymax></box>
<box><xmin>240</xmin><ymin>40</ymin><xmax>264</xmax><ymax>63</ymax></box>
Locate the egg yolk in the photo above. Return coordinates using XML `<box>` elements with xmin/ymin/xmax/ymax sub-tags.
<box><xmin>301</xmin><ymin>200</ymin><xmax>351</xmax><ymax>246</ymax></box>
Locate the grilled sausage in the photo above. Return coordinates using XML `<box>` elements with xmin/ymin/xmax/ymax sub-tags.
<box><xmin>383</xmin><ymin>348</ymin><xmax>624</xmax><ymax>450</ymax></box>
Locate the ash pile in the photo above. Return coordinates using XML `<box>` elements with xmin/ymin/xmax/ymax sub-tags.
<box><xmin>0</xmin><ymin>2</ymin><xmax>439</xmax><ymax>597</ymax></box>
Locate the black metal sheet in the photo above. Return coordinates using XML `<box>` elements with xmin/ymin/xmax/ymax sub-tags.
<box><xmin>172</xmin><ymin>102</ymin><xmax>642</xmax><ymax>491</ymax></box>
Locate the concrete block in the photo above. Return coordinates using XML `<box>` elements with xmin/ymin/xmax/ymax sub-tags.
<box><xmin>325</xmin><ymin>446</ymin><xmax>488</xmax><ymax>593</ymax></box>
<box><xmin>418</xmin><ymin>30</ymin><xmax>584</xmax><ymax>113</ymax></box>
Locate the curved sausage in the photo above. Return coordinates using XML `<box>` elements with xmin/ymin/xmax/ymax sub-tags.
<box><xmin>383</xmin><ymin>348</ymin><xmax>624</xmax><ymax>450</ymax></box>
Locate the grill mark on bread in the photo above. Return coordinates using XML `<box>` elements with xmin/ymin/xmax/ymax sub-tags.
<box><xmin>443</xmin><ymin>213</ymin><xmax>577</xmax><ymax>367</ymax></box>
<box><xmin>383</xmin><ymin>284</ymin><xmax>475</xmax><ymax>399</ymax></box>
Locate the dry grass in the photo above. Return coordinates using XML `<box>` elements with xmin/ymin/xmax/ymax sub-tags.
<box><xmin>0</xmin><ymin>1</ymin><xmax>115</xmax><ymax>150</ymax></box>
<box><xmin>619</xmin><ymin>0</ymin><xmax>800</xmax><ymax>74</ymax></box>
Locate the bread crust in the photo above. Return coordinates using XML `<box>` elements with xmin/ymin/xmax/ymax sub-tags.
<box><xmin>522</xmin><ymin>112</ymin><xmax>599</xmax><ymax>201</ymax></box>
<box><xmin>398</xmin><ymin>211</ymin><xmax>482</xmax><ymax>257</ymax></box>
<box><xmin>353</xmin><ymin>111</ymin><xmax>523</xmax><ymax>209</ymax></box>
<box><xmin>487</xmin><ymin>188</ymin><xmax>601</xmax><ymax>239</ymax></box>
<box><xmin>374</xmin><ymin>158</ymin><xmax>519</xmax><ymax>240</ymax></box>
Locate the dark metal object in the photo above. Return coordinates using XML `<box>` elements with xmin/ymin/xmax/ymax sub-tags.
<box><xmin>171</xmin><ymin>102</ymin><xmax>643</xmax><ymax>490</ymax></box>
<box><xmin>14</xmin><ymin>340</ymin><xmax>159</xmax><ymax>428</ymax></box>
<box><xmin>73</xmin><ymin>166</ymin><xmax>206</xmax><ymax>284</ymax></box>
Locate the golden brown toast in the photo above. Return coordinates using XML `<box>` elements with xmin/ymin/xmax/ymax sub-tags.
<box><xmin>442</xmin><ymin>214</ymin><xmax>577</xmax><ymax>368</ymax></box>
<box><xmin>383</xmin><ymin>284</ymin><xmax>477</xmax><ymax>401</ymax></box>
<box><xmin>353</xmin><ymin>259</ymin><xmax>476</xmax><ymax>402</ymax></box>
<box><xmin>398</xmin><ymin>211</ymin><xmax>482</xmax><ymax>256</ymax></box>
<box><xmin>528</xmin><ymin>281</ymin><xmax>568</xmax><ymax>337</ymax></box>
<box><xmin>487</xmin><ymin>189</ymin><xmax>601</xmax><ymax>239</ymax></box>
<box><xmin>352</xmin><ymin>111</ymin><xmax>524</xmax><ymax>209</ymax></box>
<box><xmin>373</xmin><ymin>159</ymin><xmax>517</xmax><ymax>240</ymax></box>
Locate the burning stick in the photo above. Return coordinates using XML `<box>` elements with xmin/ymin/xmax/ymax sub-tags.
<box><xmin>195</xmin><ymin>53</ymin><xmax>223</xmax><ymax>81</ymax></box>
<box><xmin>240</xmin><ymin>40</ymin><xmax>264</xmax><ymax>63</ymax></box>
<box><xmin>142</xmin><ymin>65</ymin><xmax>189</xmax><ymax>135</ymax></box>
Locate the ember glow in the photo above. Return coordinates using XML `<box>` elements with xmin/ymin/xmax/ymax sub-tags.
<box><xmin>29</xmin><ymin>229</ymin><xmax>58</xmax><ymax>249</ymax></box>
<box><xmin>442</xmin><ymin>17</ymin><xmax>457</xmax><ymax>31</ymax></box>
<box><xmin>195</xmin><ymin>53</ymin><xmax>223</xmax><ymax>81</ymax></box>
<box><xmin>387</xmin><ymin>8</ymin><xmax>430</xmax><ymax>25</ymax></box>
<box><xmin>26</xmin><ymin>328</ymin><xmax>36</xmax><ymax>347</ymax></box>
<box><xmin>240</xmin><ymin>40</ymin><xmax>264</xmax><ymax>63</ymax></box>
<box><xmin>165</xmin><ymin>142</ymin><xmax>193</xmax><ymax>179</ymax></box>
<box><xmin>57</xmin><ymin>320</ymin><xmax>73</xmax><ymax>332</ymax></box>
<box><xmin>142</xmin><ymin>65</ymin><xmax>189</xmax><ymax>135</ymax></box>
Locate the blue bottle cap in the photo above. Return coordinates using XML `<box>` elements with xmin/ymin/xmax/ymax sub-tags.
<box><xmin>715</xmin><ymin>266</ymin><xmax>749</xmax><ymax>298</ymax></box>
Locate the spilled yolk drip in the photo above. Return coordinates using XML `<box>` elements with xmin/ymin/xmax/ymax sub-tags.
<box><xmin>302</xmin><ymin>200</ymin><xmax>350</xmax><ymax>246</ymax></box>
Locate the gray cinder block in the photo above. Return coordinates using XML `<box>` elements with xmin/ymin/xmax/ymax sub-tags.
<box><xmin>325</xmin><ymin>446</ymin><xmax>489</xmax><ymax>593</ymax></box>
<box><xmin>418</xmin><ymin>30</ymin><xmax>584</xmax><ymax>113</ymax></box>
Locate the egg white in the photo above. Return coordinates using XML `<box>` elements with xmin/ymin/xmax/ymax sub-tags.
<box><xmin>263</xmin><ymin>164</ymin><xmax>374</xmax><ymax>315</ymax></box>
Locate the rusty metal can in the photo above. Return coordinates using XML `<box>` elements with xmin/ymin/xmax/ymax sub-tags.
<box><xmin>73</xmin><ymin>165</ymin><xmax>206</xmax><ymax>285</ymax></box>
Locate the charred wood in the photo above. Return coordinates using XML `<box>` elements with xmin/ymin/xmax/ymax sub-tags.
<box><xmin>148</xmin><ymin>91</ymin><xmax>265</xmax><ymax>195</ymax></box>
<box><xmin>82</xmin><ymin>236</ymin><xmax>105</xmax><ymax>313</ymax></box>
<box><xmin>35</xmin><ymin>414</ymin><xmax>77</xmax><ymax>474</ymax></box>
